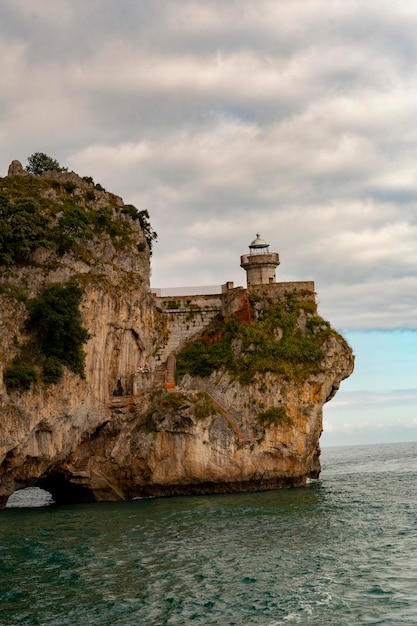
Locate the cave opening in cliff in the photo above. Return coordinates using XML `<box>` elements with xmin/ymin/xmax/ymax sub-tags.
<box><xmin>5</xmin><ymin>477</ymin><xmax>97</xmax><ymax>508</ymax></box>
<box><xmin>6</xmin><ymin>487</ymin><xmax>54</xmax><ymax>508</ymax></box>
<box><xmin>37</xmin><ymin>473</ymin><xmax>96</xmax><ymax>506</ymax></box>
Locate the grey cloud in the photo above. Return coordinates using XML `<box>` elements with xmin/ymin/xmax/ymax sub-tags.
<box><xmin>1</xmin><ymin>0</ymin><xmax>417</xmax><ymax>328</ymax></box>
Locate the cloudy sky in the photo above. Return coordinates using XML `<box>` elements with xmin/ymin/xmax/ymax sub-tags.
<box><xmin>1</xmin><ymin>0</ymin><xmax>416</xmax><ymax>446</ymax></box>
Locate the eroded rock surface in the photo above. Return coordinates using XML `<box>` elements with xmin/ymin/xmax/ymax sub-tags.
<box><xmin>0</xmin><ymin>164</ymin><xmax>354</xmax><ymax>507</ymax></box>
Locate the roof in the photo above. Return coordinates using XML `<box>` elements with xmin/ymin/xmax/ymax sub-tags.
<box><xmin>249</xmin><ymin>233</ymin><xmax>269</xmax><ymax>249</ymax></box>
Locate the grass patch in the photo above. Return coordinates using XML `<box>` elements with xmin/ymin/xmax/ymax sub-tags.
<box><xmin>166</xmin><ymin>300</ymin><xmax>181</xmax><ymax>309</ymax></box>
<box><xmin>0</xmin><ymin>283</ymin><xmax>29</xmax><ymax>304</ymax></box>
<box><xmin>257</xmin><ymin>406</ymin><xmax>292</xmax><ymax>427</ymax></box>
<box><xmin>195</xmin><ymin>393</ymin><xmax>217</xmax><ymax>419</ymax></box>
<box><xmin>176</xmin><ymin>294</ymin><xmax>338</xmax><ymax>384</ymax></box>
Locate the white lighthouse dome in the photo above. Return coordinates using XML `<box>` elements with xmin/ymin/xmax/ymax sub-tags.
<box><xmin>249</xmin><ymin>233</ymin><xmax>269</xmax><ymax>252</ymax></box>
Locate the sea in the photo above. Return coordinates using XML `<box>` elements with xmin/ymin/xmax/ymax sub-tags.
<box><xmin>1</xmin><ymin>441</ymin><xmax>417</xmax><ymax>626</ymax></box>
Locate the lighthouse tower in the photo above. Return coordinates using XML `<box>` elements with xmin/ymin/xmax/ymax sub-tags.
<box><xmin>240</xmin><ymin>234</ymin><xmax>280</xmax><ymax>287</ymax></box>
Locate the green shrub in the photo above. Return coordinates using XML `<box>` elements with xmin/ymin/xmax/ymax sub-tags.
<box><xmin>63</xmin><ymin>181</ymin><xmax>77</xmax><ymax>194</ymax></box>
<box><xmin>42</xmin><ymin>357</ymin><xmax>63</xmax><ymax>384</ymax></box>
<box><xmin>257</xmin><ymin>406</ymin><xmax>292</xmax><ymax>427</ymax></box>
<box><xmin>0</xmin><ymin>195</ymin><xmax>54</xmax><ymax>264</ymax></box>
<box><xmin>26</xmin><ymin>152</ymin><xmax>67</xmax><ymax>176</ymax></box>
<box><xmin>176</xmin><ymin>318</ymin><xmax>237</xmax><ymax>380</ymax></box>
<box><xmin>158</xmin><ymin>392</ymin><xmax>191</xmax><ymax>410</ymax></box>
<box><xmin>4</xmin><ymin>357</ymin><xmax>37</xmax><ymax>390</ymax></box>
<box><xmin>25</xmin><ymin>283</ymin><xmax>89</xmax><ymax>376</ymax></box>
<box><xmin>121</xmin><ymin>205</ymin><xmax>157</xmax><ymax>254</ymax></box>
<box><xmin>2</xmin><ymin>283</ymin><xmax>88</xmax><ymax>389</ymax></box>
<box><xmin>55</xmin><ymin>206</ymin><xmax>93</xmax><ymax>254</ymax></box>
<box><xmin>121</xmin><ymin>204</ymin><xmax>139</xmax><ymax>220</ymax></box>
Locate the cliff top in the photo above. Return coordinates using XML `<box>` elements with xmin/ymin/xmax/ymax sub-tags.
<box><xmin>0</xmin><ymin>157</ymin><xmax>156</xmax><ymax>276</ymax></box>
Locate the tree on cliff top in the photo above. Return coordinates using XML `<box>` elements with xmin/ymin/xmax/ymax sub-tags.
<box><xmin>26</xmin><ymin>152</ymin><xmax>67</xmax><ymax>176</ymax></box>
<box><xmin>121</xmin><ymin>204</ymin><xmax>158</xmax><ymax>255</ymax></box>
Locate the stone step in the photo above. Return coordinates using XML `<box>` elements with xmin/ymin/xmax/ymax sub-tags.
<box><xmin>153</xmin><ymin>365</ymin><xmax>166</xmax><ymax>386</ymax></box>
<box><xmin>72</xmin><ymin>457</ymin><xmax>90</xmax><ymax>477</ymax></box>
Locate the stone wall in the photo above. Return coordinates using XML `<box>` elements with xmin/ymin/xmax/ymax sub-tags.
<box><xmin>154</xmin><ymin>293</ymin><xmax>225</xmax><ymax>364</ymax></box>
<box><xmin>249</xmin><ymin>281</ymin><xmax>316</xmax><ymax>306</ymax></box>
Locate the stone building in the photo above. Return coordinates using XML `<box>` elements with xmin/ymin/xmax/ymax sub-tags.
<box><xmin>149</xmin><ymin>235</ymin><xmax>316</xmax><ymax>390</ymax></box>
<box><xmin>240</xmin><ymin>233</ymin><xmax>280</xmax><ymax>286</ymax></box>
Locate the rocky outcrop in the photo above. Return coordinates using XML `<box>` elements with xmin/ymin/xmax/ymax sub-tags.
<box><xmin>0</xmin><ymin>164</ymin><xmax>161</xmax><ymax>506</ymax></box>
<box><xmin>43</xmin><ymin>332</ymin><xmax>352</xmax><ymax>504</ymax></box>
<box><xmin>0</xmin><ymin>162</ymin><xmax>354</xmax><ymax>507</ymax></box>
<box><xmin>7</xmin><ymin>160</ymin><xmax>29</xmax><ymax>177</ymax></box>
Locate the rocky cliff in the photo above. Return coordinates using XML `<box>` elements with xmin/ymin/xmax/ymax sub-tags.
<box><xmin>0</xmin><ymin>161</ymin><xmax>353</xmax><ymax>507</ymax></box>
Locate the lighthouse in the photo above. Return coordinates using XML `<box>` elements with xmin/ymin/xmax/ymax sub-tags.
<box><xmin>240</xmin><ymin>234</ymin><xmax>280</xmax><ymax>287</ymax></box>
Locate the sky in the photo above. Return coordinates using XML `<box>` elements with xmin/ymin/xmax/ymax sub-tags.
<box><xmin>0</xmin><ymin>0</ymin><xmax>416</xmax><ymax>446</ymax></box>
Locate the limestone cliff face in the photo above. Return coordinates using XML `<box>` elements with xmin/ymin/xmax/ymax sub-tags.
<box><xmin>0</xmin><ymin>163</ymin><xmax>354</xmax><ymax>507</ymax></box>
<box><xmin>0</xmin><ymin>285</ymin><xmax>158</xmax><ymax>502</ymax></box>
<box><xmin>51</xmin><ymin>332</ymin><xmax>352</xmax><ymax>504</ymax></box>
<box><xmin>0</xmin><ymin>166</ymin><xmax>161</xmax><ymax>506</ymax></box>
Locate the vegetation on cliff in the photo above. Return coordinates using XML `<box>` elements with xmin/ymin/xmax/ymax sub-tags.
<box><xmin>141</xmin><ymin>391</ymin><xmax>218</xmax><ymax>433</ymax></box>
<box><xmin>0</xmin><ymin>154</ymin><xmax>157</xmax><ymax>390</ymax></box>
<box><xmin>26</xmin><ymin>152</ymin><xmax>68</xmax><ymax>176</ymax></box>
<box><xmin>0</xmin><ymin>153</ymin><xmax>157</xmax><ymax>264</ymax></box>
<box><xmin>257</xmin><ymin>406</ymin><xmax>292</xmax><ymax>426</ymax></box>
<box><xmin>121</xmin><ymin>204</ymin><xmax>157</xmax><ymax>253</ymax></box>
<box><xmin>176</xmin><ymin>294</ymin><xmax>343</xmax><ymax>384</ymax></box>
<box><xmin>4</xmin><ymin>283</ymin><xmax>89</xmax><ymax>389</ymax></box>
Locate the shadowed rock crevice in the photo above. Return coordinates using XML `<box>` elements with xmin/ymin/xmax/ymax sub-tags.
<box><xmin>37</xmin><ymin>474</ymin><xmax>97</xmax><ymax>506</ymax></box>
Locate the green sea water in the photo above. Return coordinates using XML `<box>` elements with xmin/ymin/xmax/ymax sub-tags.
<box><xmin>1</xmin><ymin>441</ymin><xmax>417</xmax><ymax>625</ymax></box>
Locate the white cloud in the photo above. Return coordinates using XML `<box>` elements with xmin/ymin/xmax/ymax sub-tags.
<box><xmin>327</xmin><ymin>389</ymin><xmax>417</xmax><ymax>409</ymax></box>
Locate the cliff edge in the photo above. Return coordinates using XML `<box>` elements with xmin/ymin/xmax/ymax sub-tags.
<box><xmin>0</xmin><ymin>160</ymin><xmax>353</xmax><ymax>507</ymax></box>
